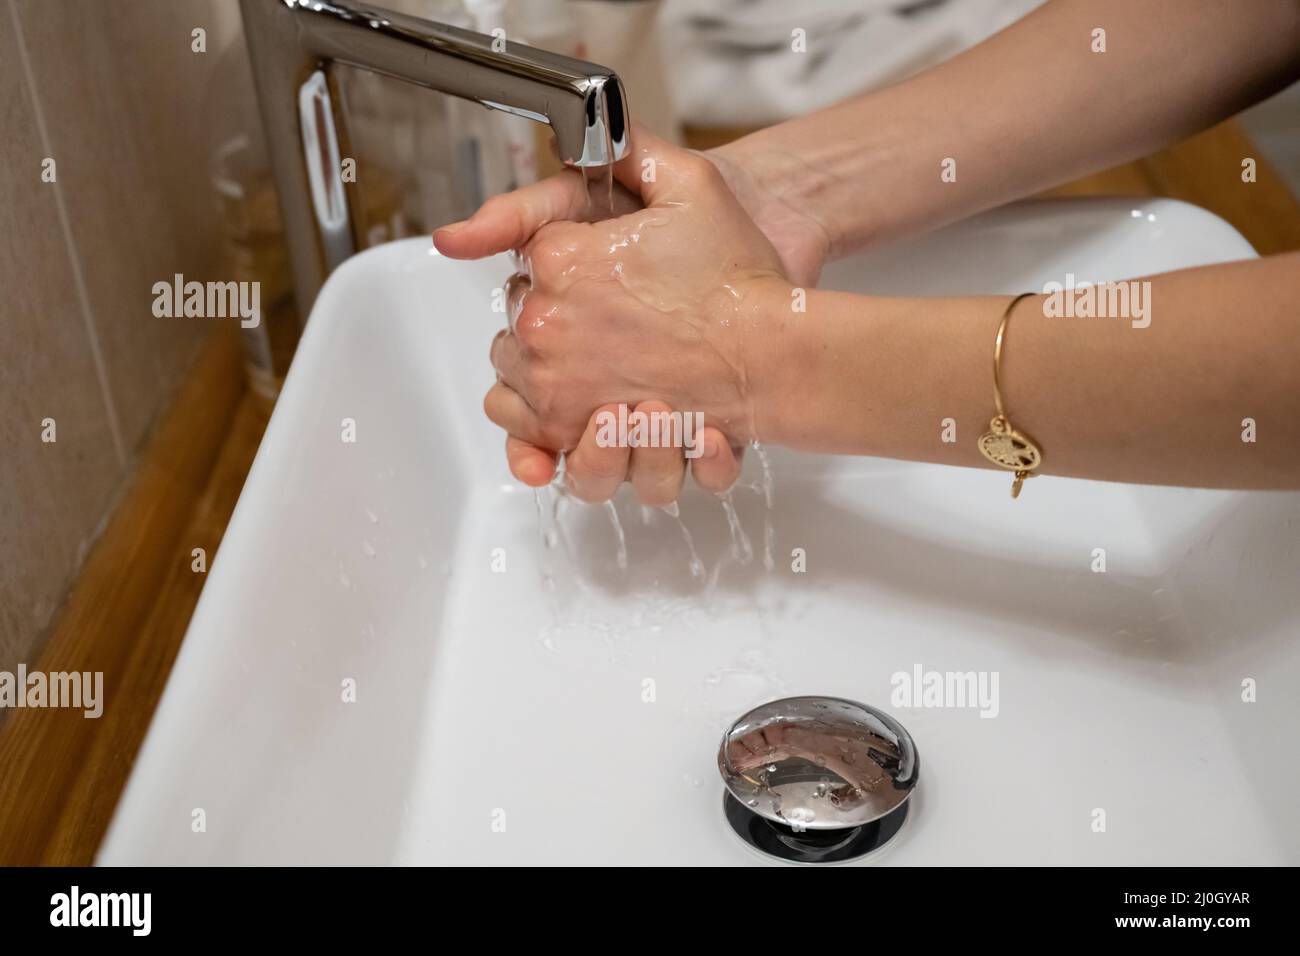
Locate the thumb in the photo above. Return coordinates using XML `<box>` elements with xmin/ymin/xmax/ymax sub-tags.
<box><xmin>611</xmin><ymin>122</ymin><xmax>718</xmax><ymax>208</ymax></box>
<box><xmin>433</xmin><ymin>173</ymin><xmax>587</xmax><ymax>260</ymax></box>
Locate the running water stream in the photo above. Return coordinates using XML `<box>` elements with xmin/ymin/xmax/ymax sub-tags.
<box><xmin>662</xmin><ymin>500</ymin><xmax>706</xmax><ymax>581</ymax></box>
<box><xmin>536</xmin><ymin>452</ymin><xmax>776</xmax><ymax>588</ymax></box>
<box><xmin>752</xmin><ymin>441</ymin><xmax>777</xmax><ymax>572</ymax></box>
<box><xmin>719</xmin><ymin>491</ymin><xmax>753</xmax><ymax>565</ymax></box>
<box><xmin>581</xmin><ymin>164</ymin><xmax>617</xmax><ymax>221</ymax></box>
<box><xmin>604</xmin><ymin>499</ymin><xmax>629</xmax><ymax>571</ymax></box>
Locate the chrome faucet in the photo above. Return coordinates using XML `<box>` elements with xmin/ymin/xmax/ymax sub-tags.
<box><xmin>239</xmin><ymin>0</ymin><xmax>630</xmax><ymax>315</ymax></box>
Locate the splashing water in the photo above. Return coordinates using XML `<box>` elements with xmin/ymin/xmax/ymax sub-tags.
<box><xmin>604</xmin><ymin>499</ymin><xmax>629</xmax><ymax>571</ymax></box>
<box><xmin>526</xmin><ymin>449</ymin><xmax>777</xmax><ymax>585</ymax></box>
<box><xmin>719</xmin><ymin>490</ymin><xmax>754</xmax><ymax>565</ymax></box>
<box><xmin>534</xmin><ymin>486</ymin><xmax>558</xmax><ymax>592</ymax></box>
<box><xmin>533</xmin><ymin>454</ymin><xmax>577</xmax><ymax>598</ymax></box>
<box><xmin>752</xmin><ymin>441</ymin><xmax>776</xmax><ymax>572</ymax></box>
<box><xmin>662</xmin><ymin>500</ymin><xmax>706</xmax><ymax>580</ymax></box>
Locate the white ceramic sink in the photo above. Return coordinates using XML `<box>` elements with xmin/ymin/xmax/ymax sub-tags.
<box><xmin>101</xmin><ymin>198</ymin><xmax>1300</xmax><ymax>865</ymax></box>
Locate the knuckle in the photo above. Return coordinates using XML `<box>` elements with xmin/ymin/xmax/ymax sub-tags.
<box><xmin>676</xmin><ymin>152</ymin><xmax>722</xmax><ymax>190</ymax></box>
<box><xmin>503</xmin><ymin>271</ymin><xmax>529</xmax><ymax>302</ymax></box>
<box><xmin>525</xmin><ymin>223</ymin><xmax>582</xmax><ymax>285</ymax></box>
<box><xmin>513</xmin><ymin>298</ymin><xmax>553</xmax><ymax>349</ymax></box>
<box><xmin>529</xmin><ymin>375</ymin><xmax>560</xmax><ymax>418</ymax></box>
<box><xmin>488</xmin><ymin>328</ymin><xmax>508</xmax><ymax>363</ymax></box>
<box><xmin>480</xmin><ymin>193</ymin><xmax>512</xmax><ymax>221</ymax></box>
<box><xmin>526</xmin><ymin>233</ymin><xmax>564</xmax><ymax>279</ymax></box>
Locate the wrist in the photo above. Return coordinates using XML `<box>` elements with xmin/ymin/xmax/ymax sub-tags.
<box><xmin>706</xmin><ymin>134</ymin><xmax>840</xmax><ymax>284</ymax></box>
<box><xmin>736</xmin><ymin>275</ymin><xmax>822</xmax><ymax>448</ymax></box>
<box><xmin>741</xmin><ymin>287</ymin><xmax>943</xmax><ymax>457</ymax></box>
<box><xmin>710</xmin><ymin>92</ymin><xmax>947</xmax><ymax>261</ymax></box>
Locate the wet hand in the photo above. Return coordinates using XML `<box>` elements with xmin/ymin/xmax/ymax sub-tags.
<box><xmin>435</xmin><ymin>126</ymin><xmax>797</xmax><ymax>503</ymax></box>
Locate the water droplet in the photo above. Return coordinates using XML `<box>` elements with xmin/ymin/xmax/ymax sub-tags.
<box><xmin>787</xmin><ymin>807</ymin><xmax>816</xmax><ymax>824</ymax></box>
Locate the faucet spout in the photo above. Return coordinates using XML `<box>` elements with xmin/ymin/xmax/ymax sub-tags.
<box><xmin>286</xmin><ymin>0</ymin><xmax>628</xmax><ymax>167</ymax></box>
<box><xmin>239</xmin><ymin>0</ymin><xmax>631</xmax><ymax>313</ymax></box>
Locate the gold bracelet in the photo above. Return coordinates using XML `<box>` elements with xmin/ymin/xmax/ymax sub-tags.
<box><xmin>977</xmin><ymin>292</ymin><xmax>1043</xmax><ymax>498</ymax></box>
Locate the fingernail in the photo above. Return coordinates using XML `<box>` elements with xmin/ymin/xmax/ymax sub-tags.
<box><xmin>437</xmin><ymin>220</ymin><xmax>467</xmax><ymax>236</ymax></box>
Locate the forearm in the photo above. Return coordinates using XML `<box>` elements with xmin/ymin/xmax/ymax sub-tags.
<box><xmin>716</xmin><ymin>0</ymin><xmax>1300</xmax><ymax>256</ymax></box>
<box><xmin>752</xmin><ymin>253</ymin><xmax>1300</xmax><ymax>489</ymax></box>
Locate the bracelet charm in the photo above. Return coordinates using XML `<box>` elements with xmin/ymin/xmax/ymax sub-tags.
<box><xmin>979</xmin><ymin>292</ymin><xmax>1043</xmax><ymax>499</ymax></box>
<box><xmin>978</xmin><ymin>414</ymin><xmax>1042</xmax><ymax>498</ymax></box>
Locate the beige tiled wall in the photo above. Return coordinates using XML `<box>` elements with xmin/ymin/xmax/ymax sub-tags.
<box><xmin>1</xmin><ymin>0</ymin><xmax>248</xmax><ymax>673</ymax></box>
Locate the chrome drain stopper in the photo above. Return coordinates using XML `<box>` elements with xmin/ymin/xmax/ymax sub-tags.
<box><xmin>718</xmin><ymin>696</ymin><xmax>919</xmax><ymax>864</ymax></box>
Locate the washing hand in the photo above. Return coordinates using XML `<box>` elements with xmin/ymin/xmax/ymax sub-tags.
<box><xmin>432</xmin><ymin>126</ymin><xmax>827</xmax><ymax>505</ymax></box>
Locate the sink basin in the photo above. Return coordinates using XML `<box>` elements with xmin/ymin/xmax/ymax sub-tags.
<box><xmin>100</xmin><ymin>198</ymin><xmax>1299</xmax><ymax>865</ymax></box>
